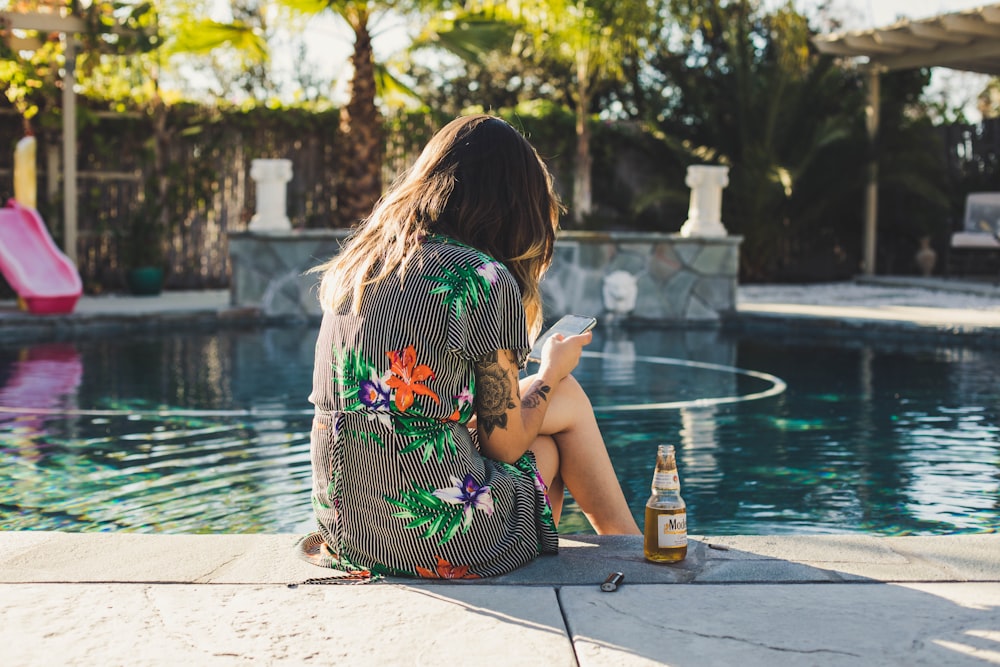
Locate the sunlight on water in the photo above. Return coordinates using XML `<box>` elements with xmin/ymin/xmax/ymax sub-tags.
<box><xmin>1</xmin><ymin>325</ymin><xmax>998</xmax><ymax>536</ymax></box>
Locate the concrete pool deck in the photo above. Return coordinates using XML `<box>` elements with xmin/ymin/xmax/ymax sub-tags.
<box><xmin>734</xmin><ymin>275</ymin><xmax>1000</xmax><ymax>342</ymax></box>
<box><xmin>2</xmin><ymin>275</ymin><xmax>1000</xmax><ymax>665</ymax></box>
<box><xmin>2</xmin><ymin>532</ymin><xmax>999</xmax><ymax>666</ymax></box>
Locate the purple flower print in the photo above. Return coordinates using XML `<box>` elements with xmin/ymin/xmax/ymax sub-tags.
<box><xmin>359</xmin><ymin>371</ymin><xmax>390</xmax><ymax>409</ymax></box>
<box><xmin>432</xmin><ymin>473</ymin><xmax>495</xmax><ymax>528</ymax></box>
<box><xmin>358</xmin><ymin>370</ymin><xmax>393</xmax><ymax>429</ymax></box>
<box><xmin>476</xmin><ymin>261</ymin><xmax>499</xmax><ymax>285</ymax></box>
<box><xmin>534</xmin><ymin>470</ymin><xmax>550</xmax><ymax>499</ymax></box>
<box><xmin>454</xmin><ymin>386</ymin><xmax>473</xmax><ymax>407</ymax></box>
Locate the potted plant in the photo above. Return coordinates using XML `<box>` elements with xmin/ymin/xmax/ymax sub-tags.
<box><xmin>121</xmin><ymin>96</ymin><xmax>174</xmax><ymax>296</ymax></box>
<box><xmin>122</xmin><ymin>195</ymin><xmax>166</xmax><ymax>296</ymax></box>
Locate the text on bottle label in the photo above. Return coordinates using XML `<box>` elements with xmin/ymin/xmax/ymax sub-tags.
<box><xmin>657</xmin><ymin>513</ymin><xmax>687</xmax><ymax>548</ymax></box>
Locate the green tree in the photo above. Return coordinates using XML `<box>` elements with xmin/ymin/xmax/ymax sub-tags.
<box><xmin>1</xmin><ymin>1</ymin><xmax>268</xmax><ymax>269</ymax></box>
<box><xmin>528</xmin><ymin>0</ymin><xmax>662</xmax><ymax>225</ymax></box>
<box><xmin>95</xmin><ymin>1</ymin><xmax>267</xmax><ymax>270</ymax></box>
<box><xmin>160</xmin><ymin>0</ymin><xmax>277</xmax><ymax>103</ymax></box>
<box><xmin>425</xmin><ymin>0</ymin><xmax>662</xmax><ymax>225</ymax></box>
<box><xmin>408</xmin><ymin>7</ymin><xmax>534</xmax><ymax>114</ymax></box>
<box><xmin>280</xmin><ymin>0</ymin><xmax>444</xmax><ymax>226</ymax></box>
<box><xmin>646</xmin><ymin>0</ymin><xmax>946</xmax><ymax>280</ymax></box>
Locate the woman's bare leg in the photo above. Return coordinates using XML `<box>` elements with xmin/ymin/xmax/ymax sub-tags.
<box><xmin>524</xmin><ymin>374</ymin><xmax>640</xmax><ymax>535</ymax></box>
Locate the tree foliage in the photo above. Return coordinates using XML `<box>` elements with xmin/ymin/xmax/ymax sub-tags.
<box><xmin>278</xmin><ymin>0</ymin><xmax>459</xmax><ymax>224</ymax></box>
<box><xmin>643</xmin><ymin>0</ymin><xmax>948</xmax><ymax>279</ymax></box>
<box><xmin>418</xmin><ymin>0</ymin><xmax>664</xmax><ymax>224</ymax></box>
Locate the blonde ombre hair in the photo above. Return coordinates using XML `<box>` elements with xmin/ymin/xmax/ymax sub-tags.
<box><xmin>314</xmin><ymin>114</ymin><xmax>562</xmax><ymax>338</ymax></box>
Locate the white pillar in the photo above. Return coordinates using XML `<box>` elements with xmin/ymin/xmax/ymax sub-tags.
<box><xmin>63</xmin><ymin>35</ymin><xmax>78</xmax><ymax>263</ymax></box>
<box><xmin>249</xmin><ymin>159</ymin><xmax>293</xmax><ymax>232</ymax></box>
<box><xmin>680</xmin><ymin>165</ymin><xmax>730</xmax><ymax>238</ymax></box>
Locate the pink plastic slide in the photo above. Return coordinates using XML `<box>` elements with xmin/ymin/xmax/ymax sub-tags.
<box><xmin>0</xmin><ymin>199</ymin><xmax>82</xmax><ymax>314</ymax></box>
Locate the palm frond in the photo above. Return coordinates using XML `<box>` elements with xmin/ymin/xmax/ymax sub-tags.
<box><xmin>170</xmin><ymin>20</ymin><xmax>268</xmax><ymax>62</ymax></box>
<box><xmin>415</xmin><ymin>14</ymin><xmax>519</xmax><ymax>62</ymax></box>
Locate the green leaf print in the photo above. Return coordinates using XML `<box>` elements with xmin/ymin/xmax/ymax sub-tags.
<box><xmin>497</xmin><ymin>461</ymin><xmax>522</xmax><ymax>477</ymax></box>
<box><xmin>369</xmin><ymin>562</ymin><xmax>412</xmax><ymax>578</ymax></box>
<box><xmin>394</xmin><ymin>413</ymin><xmax>458</xmax><ymax>462</ymax></box>
<box><xmin>386</xmin><ymin>483</ymin><xmax>468</xmax><ymax>545</ymax></box>
<box><xmin>343</xmin><ymin>429</ymin><xmax>385</xmax><ymax>449</ymax></box>
<box><xmin>425</xmin><ymin>262</ymin><xmax>492</xmax><ymax>318</ymax></box>
<box><xmin>331</xmin><ymin>347</ymin><xmax>375</xmax><ymax>410</ymax></box>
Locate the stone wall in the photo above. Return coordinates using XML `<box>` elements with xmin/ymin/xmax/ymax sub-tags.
<box><xmin>228</xmin><ymin>230</ymin><xmax>350</xmax><ymax>320</ymax></box>
<box><xmin>228</xmin><ymin>230</ymin><xmax>742</xmax><ymax>323</ymax></box>
<box><xmin>542</xmin><ymin>231</ymin><xmax>741</xmax><ymax>323</ymax></box>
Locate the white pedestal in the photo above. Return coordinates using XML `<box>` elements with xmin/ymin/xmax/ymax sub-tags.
<box><xmin>680</xmin><ymin>165</ymin><xmax>730</xmax><ymax>238</ymax></box>
<box><xmin>249</xmin><ymin>159</ymin><xmax>293</xmax><ymax>232</ymax></box>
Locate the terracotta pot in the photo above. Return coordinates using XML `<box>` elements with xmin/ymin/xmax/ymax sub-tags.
<box><xmin>915</xmin><ymin>237</ymin><xmax>937</xmax><ymax>277</ymax></box>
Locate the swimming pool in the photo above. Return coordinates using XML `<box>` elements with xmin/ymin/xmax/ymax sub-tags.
<box><xmin>1</xmin><ymin>324</ymin><xmax>997</xmax><ymax>536</ymax></box>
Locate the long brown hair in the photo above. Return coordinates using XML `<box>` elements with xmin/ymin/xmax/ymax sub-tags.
<box><xmin>315</xmin><ymin>114</ymin><xmax>561</xmax><ymax>337</ymax></box>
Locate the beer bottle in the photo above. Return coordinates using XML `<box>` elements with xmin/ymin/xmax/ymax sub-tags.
<box><xmin>643</xmin><ymin>444</ymin><xmax>688</xmax><ymax>562</ymax></box>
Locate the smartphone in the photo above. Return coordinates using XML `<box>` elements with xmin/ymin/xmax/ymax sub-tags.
<box><xmin>528</xmin><ymin>315</ymin><xmax>597</xmax><ymax>362</ymax></box>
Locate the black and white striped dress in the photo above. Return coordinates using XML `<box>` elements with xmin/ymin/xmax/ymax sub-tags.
<box><xmin>303</xmin><ymin>235</ymin><xmax>559</xmax><ymax>579</ymax></box>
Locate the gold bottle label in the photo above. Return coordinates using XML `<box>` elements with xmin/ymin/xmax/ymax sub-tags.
<box><xmin>644</xmin><ymin>505</ymin><xmax>688</xmax><ymax>562</ymax></box>
<box><xmin>656</xmin><ymin>511</ymin><xmax>687</xmax><ymax>548</ymax></box>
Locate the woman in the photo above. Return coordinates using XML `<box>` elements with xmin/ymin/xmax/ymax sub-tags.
<box><xmin>301</xmin><ymin>114</ymin><xmax>639</xmax><ymax>580</ymax></box>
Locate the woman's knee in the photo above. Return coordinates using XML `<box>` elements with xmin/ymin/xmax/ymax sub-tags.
<box><xmin>542</xmin><ymin>374</ymin><xmax>594</xmax><ymax>430</ymax></box>
<box><xmin>553</xmin><ymin>374</ymin><xmax>595</xmax><ymax>413</ymax></box>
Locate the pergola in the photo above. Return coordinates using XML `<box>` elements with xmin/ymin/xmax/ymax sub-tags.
<box><xmin>813</xmin><ymin>3</ymin><xmax>1000</xmax><ymax>275</ymax></box>
<box><xmin>1</xmin><ymin>5</ymin><xmax>143</xmax><ymax>265</ymax></box>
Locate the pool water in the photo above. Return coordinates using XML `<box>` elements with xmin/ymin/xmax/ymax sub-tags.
<box><xmin>1</xmin><ymin>325</ymin><xmax>997</xmax><ymax>536</ymax></box>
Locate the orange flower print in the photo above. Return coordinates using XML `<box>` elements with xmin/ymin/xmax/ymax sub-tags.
<box><xmin>415</xmin><ymin>556</ymin><xmax>480</xmax><ymax>580</ymax></box>
<box><xmin>386</xmin><ymin>345</ymin><xmax>440</xmax><ymax>412</ymax></box>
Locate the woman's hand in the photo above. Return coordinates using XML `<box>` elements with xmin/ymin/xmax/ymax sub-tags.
<box><xmin>538</xmin><ymin>330</ymin><xmax>591</xmax><ymax>381</ymax></box>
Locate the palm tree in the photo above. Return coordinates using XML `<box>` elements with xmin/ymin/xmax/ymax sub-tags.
<box><xmin>335</xmin><ymin>2</ymin><xmax>383</xmax><ymax>226</ymax></box>
<box><xmin>281</xmin><ymin>0</ymin><xmax>436</xmax><ymax>226</ymax></box>
<box><xmin>426</xmin><ymin>0</ymin><xmax>662</xmax><ymax>225</ymax></box>
<box><xmin>539</xmin><ymin>0</ymin><xmax>661</xmax><ymax>225</ymax></box>
<box><xmin>651</xmin><ymin>0</ymin><xmax>856</xmax><ymax>278</ymax></box>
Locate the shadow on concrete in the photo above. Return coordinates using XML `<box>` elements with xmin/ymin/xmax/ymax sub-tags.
<box><xmin>392</xmin><ymin>536</ymin><xmax>1000</xmax><ymax>666</ymax></box>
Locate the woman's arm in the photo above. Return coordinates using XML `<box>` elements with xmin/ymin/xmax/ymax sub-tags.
<box><xmin>472</xmin><ymin>332</ymin><xmax>590</xmax><ymax>463</ymax></box>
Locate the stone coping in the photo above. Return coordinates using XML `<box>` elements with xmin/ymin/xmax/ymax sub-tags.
<box><xmin>2</xmin><ymin>277</ymin><xmax>998</xmax><ymax>345</ymax></box>
<box><xmin>3</xmin><ymin>293</ymin><xmax>1000</xmax><ymax>346</ymax></box>
<box><xmin>727</xmin><ymin>305</ymin><xmax>1000</xmax><ymax>347</ymax></box>
<box><xmin>225</xmin><ymin>228</ymin><xmax>746</xmax><ymax>245</ymax></box>
<box><xmin>2</xmin><ymin>532</ymin><xmax>997</xmax><ymax>586</ymax></box>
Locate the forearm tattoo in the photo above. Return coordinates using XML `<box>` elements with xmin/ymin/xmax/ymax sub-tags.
<box><xmin>521</xmin><ymin>381</ymin><xmax>551</xmax><ymax>409</ymax></box>
<box><xmin>474</xmin><ymin>351</ymin><xmax>516</xmax><ymax>436</ymax></box>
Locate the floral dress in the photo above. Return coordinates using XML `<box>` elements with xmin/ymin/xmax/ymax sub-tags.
<box><xmin>300</xmin><ymin>235</ymin><xmax>559</xmax><ymax>579</ymax></box>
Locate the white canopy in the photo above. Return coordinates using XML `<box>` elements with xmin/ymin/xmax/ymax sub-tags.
<box><xmin>814</xmin><ymin>4</ymin><xmax>1000</xmax><ymax>74</ymax></box>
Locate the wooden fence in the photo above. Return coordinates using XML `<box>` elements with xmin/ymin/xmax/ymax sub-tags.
<box><xmin>0</xmin><ymin>106</ymin><xmax>437</xmax><ymax>293</ymax></box>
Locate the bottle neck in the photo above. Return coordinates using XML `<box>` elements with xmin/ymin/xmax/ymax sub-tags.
<box><xmin>651</xmin><ymin>470</ymin><xmax>680</xmax><ymax>493</ymax></box>
<box><xmin>652</xmin><ymin>445</ymin><xmax>680</xmax><ymax>492</ymax></box>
